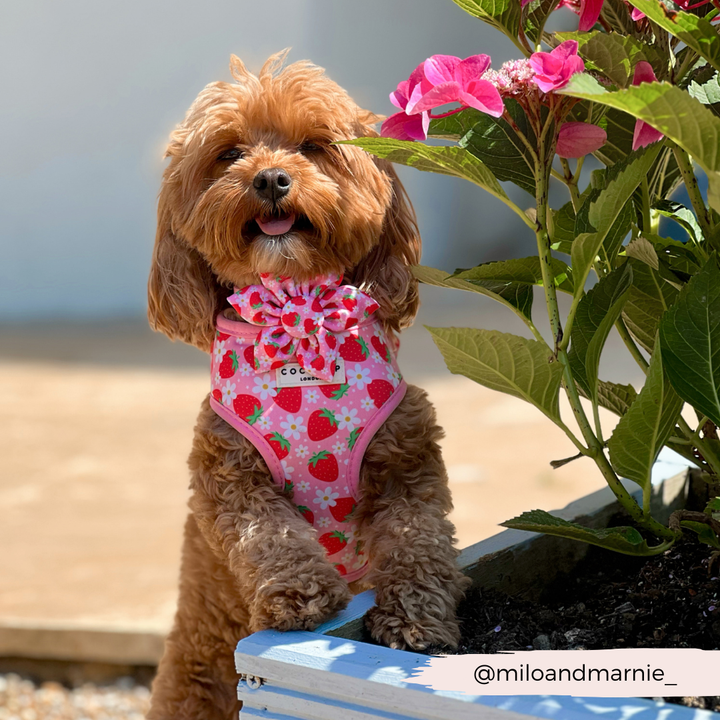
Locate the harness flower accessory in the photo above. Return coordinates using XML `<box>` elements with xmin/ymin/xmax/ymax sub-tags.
<box><xmin>228</xmin><ymin>274</ymin><xmax>379</xmax><ymax>382</ymax></box>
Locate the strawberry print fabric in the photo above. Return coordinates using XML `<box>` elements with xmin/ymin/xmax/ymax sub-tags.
<box><xmin>228</xmin><ymin>273</ymin><xmax>380</xmax><ymax>382</ymax></box>
<box><xmin>209</xmin><ymin>286</ymin><xmax>407</xmax><ymax>583</ymax></box>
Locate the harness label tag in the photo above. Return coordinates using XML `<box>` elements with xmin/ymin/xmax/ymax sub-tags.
<box><xmin>276</xmin><ymin>358</ymin><xmax>345</xmax><ymax>387</ymax></box>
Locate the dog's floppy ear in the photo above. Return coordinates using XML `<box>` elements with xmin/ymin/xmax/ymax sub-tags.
<box><xmin>352</xmin><ymin>160</ymin><xmax>421</xmax><ymax>331</ymax></box>
<box><xmin>147</xmin><ymin>191</ymin><xmax>226</xmax><ymax>353</ymax></box>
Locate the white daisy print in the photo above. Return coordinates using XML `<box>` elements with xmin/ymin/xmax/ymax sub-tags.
<box><xmin>342</xmin><ymin>552</ymin><xmax>354</xmax><ymax>563</ymax></box>
<box><xmin>386</xmin><ymin>368</ymin><xmax>402</xmax><ymax>387</ymax></box>
<box><xmin>295</xmin><ymin>444</ymin><xmax>310</xmax><ymax>459</ymax></box>
<box><xmin>221</xmin><ymin>381</ymin><xmax>237</xmax><ymax>406</ymax></box>
<box><xmin>354</xmin><ymin>557</ymin><xmax>366</xmax><ymax>569</ymax></box>
<box><xmin>280</xmin><ymin>414</ymin><xmax>306</xmax><ymax>440</ymax></box>
<box><xmin>335</xmin><ymin>406</ymin><xmax>359</xmax><ymax>431</ymax></box>
<box><xmin>313</xmin><ymin>487</ymin><xmax>339</xmax><ymax>510</ymax></box>
<box><xmin>332</xmin><ymin>441</ymin><xmax>346</xmax><ymax>454</ymax></box>
<box><xmin>360</xmin><ymin>396</ymin><xmax>373</xmax><ymax>411</ymax></box>
<box><xmin>252</xmin><ymin>373</ymin><xmax>277</xmax><ymax>400</ymax></box>
<box><xmin>256</xmin><ymin>416</ymin><xmax>272</xmax><ymax>431</ymax></box>
<box><xmin>214</xmin><ymin>372</ymin><xmax>222</xmax><ymax>385</ymax></box>
<box><xmin>305</xmin><ymin>389</ymin><xmax>320</xmax><ymax>404</ymax></box>
<box><xmin>281</xmin><ymin>460</ymin><xmax>294</xmax><ymax>479</ymax></box>
<box><xmin>297</xmin><ymin>480</ymin><xmax>311</xmax><ymax>493</ymax></box>
<box><xmin>213</xmin><ymin>341</ymin><xmax>227</xmax><ymax>361</ymax></box>
<box><xmin>371</xmin><ymin>350</ymin><xmax>383</xmax><ymax>364</ymax></box>
<box><xmin>348</xmin><ymin>364</ymin><xmax>371</xmax><ymax>390</ymax></box>
<box><xmin>239</xmin><ymin>364</ymin><xmax>253</xmax><ymax>376</ymax></box>
<box><xmin>317</xmin><ymin>516</ymin><xmax>331</xmax><ymax>528</ymax></box>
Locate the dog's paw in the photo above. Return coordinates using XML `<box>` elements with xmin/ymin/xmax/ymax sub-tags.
<box><xmin>365</xmin><ymin>600</ymin><xmax>461</xmax><ymax>652</ymax></box>
<box><xmin>251</xmin><ymin>565</ymin><xmax>352</xmax><ymax>632</ymax></box>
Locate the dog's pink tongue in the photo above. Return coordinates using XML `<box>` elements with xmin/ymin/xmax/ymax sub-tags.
<box><xmin>257</xmin><ymin>214</ymin><xmax>295</xmax><ymax>236</ymax></box>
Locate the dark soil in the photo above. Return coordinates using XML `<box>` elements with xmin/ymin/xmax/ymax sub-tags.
<box><xmin>451</xmin><ymin>537</ymin><xmax>720</xmax><ymax>712</ymax></box>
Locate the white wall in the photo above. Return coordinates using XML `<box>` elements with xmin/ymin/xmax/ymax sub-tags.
<box><xmin>0</xmin><ymin>0</ymin><xmax>531</xmax><ymax>319</ymax></box>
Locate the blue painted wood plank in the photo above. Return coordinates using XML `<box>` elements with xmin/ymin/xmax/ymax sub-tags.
<box><xmin>316</xmin><ymin>590</ymin><xmax>376</xmax><ymax>635</ymax></box>
<box><xmin>240</xmin><ymin>705</ymin><xmax>304</xmax><ymax>720</ymax></box>
<box><xmin>239</xmin><ymin>683</ymin><xmax>432</xmax><ymax>720</ymax></box>
<box><xmin>236</xmin><ymin>631</ymin><xmax>715</xmax><ymax>720</ymax></box>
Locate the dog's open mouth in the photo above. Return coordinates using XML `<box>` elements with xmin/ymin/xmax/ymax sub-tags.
<box><xmin>256</xmin><ymin>213</ymin><xmax>295</xmax><ymax>236</ymax></box>
<box><xmin>246</xmin><ymin>212</ymin><xmax>314</xmax><ymax>239</ymax></box>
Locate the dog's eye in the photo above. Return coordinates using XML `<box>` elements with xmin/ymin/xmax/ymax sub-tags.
<box><xmin>299</xmin><ymin>141</ymin><xmax>321</xmax><ymax>154</ymax></box>
<box><xmin>217</xmin><ymin>148</ymin><xmax>244</xmax><ymax>162</ymax></box>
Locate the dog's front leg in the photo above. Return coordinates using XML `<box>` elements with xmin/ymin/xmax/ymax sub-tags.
<box><xmin>190</xmin><ymin>399</ymin><xmax>352</xmax><ymax>632</ymax></box>
<box><xmin>359</xmin><ymin>385</ymin><xmax>471</xmax><ymax>651</ymax></box>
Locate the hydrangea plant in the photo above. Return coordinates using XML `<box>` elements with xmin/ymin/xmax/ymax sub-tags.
<box><xmin>345</xmin><ymin>0</ymin><xmax>720</xmax><ymax>555</ymax></box>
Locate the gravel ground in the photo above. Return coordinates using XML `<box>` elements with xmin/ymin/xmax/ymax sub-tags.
<box><xmin>0</xmin><ymin>674</ymin><xmax>150</xmax><ymax>720</ymax></box>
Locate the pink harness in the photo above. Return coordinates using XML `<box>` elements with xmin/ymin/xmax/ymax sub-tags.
<box><xmin>209</xmin><ymin>274</ymin><xmax>407</xmax><ymax>582</ymax></box>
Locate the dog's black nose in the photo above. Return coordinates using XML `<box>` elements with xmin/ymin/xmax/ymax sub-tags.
<box><xmin>253</xmin><ymin>168</ymin><xmax>292</xmax><ymax>202</ymax></box>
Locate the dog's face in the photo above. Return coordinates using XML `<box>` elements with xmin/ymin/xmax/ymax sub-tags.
<box><xmin>149</xmin><ymin>52</ymin><xmax>421</xmax><ymax>352</ymax></box>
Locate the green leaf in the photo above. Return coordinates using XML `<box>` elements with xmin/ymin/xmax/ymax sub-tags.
<box><xmin>427</xmin><ymin>327</ymin><xmax>563</xmax><ymax>421</ymax></box>
<box><xmin>412</xmin><ymin>265</ymin><xmax>534</xmax><ymax>321</ymax></box>
<box><xmin>592</xmin><ymin>110</ymin><xmax>682</xmax><ymax>203</ymax></box>
<box><xmin>577</xmin><ymin>379</ymin><xmax>639</xmax><ymax>416</ymax></box>
<box><xmin>653</xmin><ymin>200</ymin><xmax>703</xmax><ymax>244</ymax></box>
<box><xmin>524</xmin><ymin>0</ymin><xmax>561</xmax><ymax>45</ymax></box>
<box><xmin>688</xmin><ymin>70</ymin><xmax>720</xmax><ymax>120</ymax></box>
<box><xmin>560</xmin><ymin>77</ymin><xmax>720</xmax><ymax>213</ymax></box>
<box><xmin>556</xmin><ymin>31</ymin><xmax>662</xmax><ymax>88</ymax></box>
<box><xmin>458</xmin><ymin>99</ymin><xmax>537</xmax><ymax>195</ymax></box>
<box><xmin>428</xmin><ymin>108</ymin><xmax>487</xmax><ymax>142</ymax></box>
<box><xmin>571</xmin><ymin>144</ymin><xmax>662</xmax><ymax>300</ymax></box>
<box><xmin>550</xmin><ymin>200</ymin><xmax>578</xmax><ymax>255</ymax></box>
<box><xmin>626</xmin><ymin>236</ymin><xmax>660</xmax><ymax>270</ymax></box>
<box><xmin>569</xmin><ymin>264</ymin><xmax>634</xmax><ymax>400</ymax></box>
<box><xmin>450</xmin><ymin>0</ymin><xmax>521</xmax><ymax>41</ymax></box>
<box><xmin>608</xmin><ymin>342</ymin><xmax>683</xmax><ymax>491</ymax></box>
<box><xmin>659</xmin><ymin>257</ymin><xmax>720</xmax><ymax>427</ymax></box>
<box><xmin>343</xmin><ymin>138</ymin><xmax>529</xmax><ymax>223</ymax></box>
<box><xmin>623</xmin><ymin>257</ymin><xmax>679</xmax><ymax>354</ymax></box>
<box><xmin>706</xmin><ymin>496</ymin><xmax>720</xmax><ymax>514</ymax></box>
<box><xmin>453</xmin><ymin>256</ymin><xmax>574</xmax><ymax>294</ymax></box>
<box><xmin>625</xmin><ymin>0</ymin><xmax>720</xmax><ymax>74</ymax></box>
<box><xmin>501</xmin><ymin>509</ymin><xmax>665</xmax><ymax>556</ymax></box>
<box><xmin>598</xmin><ymin>380</ymin><xmax>639</xmax><ymax>416</ymax></box>
<box><xmin>680</xmin><ymin>521</ymin><xmax>720</xmax><ymax>549</ymax></box>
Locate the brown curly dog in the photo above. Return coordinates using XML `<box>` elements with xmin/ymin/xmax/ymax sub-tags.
<box><xmin>146</xmin><ymin>50</ymin><xmax>469</xmax><ymax>720</ymax></box>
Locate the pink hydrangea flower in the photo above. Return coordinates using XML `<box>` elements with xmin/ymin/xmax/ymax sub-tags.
<box><xmin>631</xmin><ymin>62</ymin><xmax>664</xmax><ymax>151</ymax></box>
<box><xmin>405</xmin><ymin>54</ymin><xmax>504</xmax><ymax>118</ymax></box>
<box><xmin>529</xmin><ymin>41</ymin><xmax>585</xmax><ymax>93</ymax></box>
<box><xmin>381</xmin><ymin>65</ymin><xmax>430</xmax><ymax>141</ymax></box>
<box><xmin>482</xmin><ymin>59</ymin><xmax>536</xmax><ymax>98</ymax></box>
<box><xmin>556</xmin><ymin>122</ymin><xmax>607</xmax><ymax>158</ymax></box>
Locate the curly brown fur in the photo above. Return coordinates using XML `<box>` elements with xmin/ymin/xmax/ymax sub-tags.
<box><xmin>147</xmin><ymin>51</ymin><xmax>467</xmax><ymax>720</ymax></box>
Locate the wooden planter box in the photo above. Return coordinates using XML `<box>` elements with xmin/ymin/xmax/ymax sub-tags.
<box><xmin>235</xmin><ymin>457</ymin><xmax>717</xmax><ymax>720</ymax></box>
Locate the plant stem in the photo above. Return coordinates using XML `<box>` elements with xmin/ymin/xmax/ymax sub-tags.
<box><xmin>679</xmin><ymin>416</ymin><xmax>720</xmax><ymax>478</ymax></box>
<box><xmin>673</xmin><ymin>146</ymin><xmax>715</xmax><ymax>246</ymax></box>
<box><xmin>560</xmin><ymin>157</ymin><xmax>581</xmax><ymax>212</ymax></box>
<box><xmin>533</xmin><ymin>147</ymin><xmax>676</xmax><ymax>543</ymax></box>
<box><xmin>641</xmin><ymin>178</ymin><xmax>652</xmax><ymax>233</ymax></box>
<box><xmin>616</xmin><ymin>318</ymin><xmax>649</xmax><ymax>372</ymax></box>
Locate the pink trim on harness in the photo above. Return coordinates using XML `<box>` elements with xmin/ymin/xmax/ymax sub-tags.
<box><xmin>209</xmin><ymin>310</ymin><xmax>406</xmax><ymax>583</ymax></box>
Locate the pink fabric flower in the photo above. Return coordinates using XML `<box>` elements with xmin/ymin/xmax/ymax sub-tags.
<box><xmin>229</xmin><ymin>274</ymin><xmax>379</xmax><ymax>382</ymax></box>
<box><xmin>529</xmin><ymin>41</ymin><xmax>585</xmax><ymax>93</ymax></box>
<box><xmin>406</xmin><ymin>54</ymin><xmax>504</xmax><ymax>118</ymax></box>
<box><xmin>631</xmin><ymin>62</ymin><xmax>664</xmax><ymax>151</ymax></box>
<box><xmin>556</xmin><ymin>122</ymin><xmax>607</xmax><ymax>158</ymax></box>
